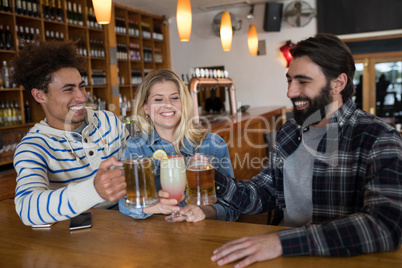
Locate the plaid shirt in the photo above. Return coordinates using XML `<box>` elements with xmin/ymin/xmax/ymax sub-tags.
<box><xmin>215</xmin><ymin>100</ymin><xmax>402</xmax><ymax>256</ymax></box>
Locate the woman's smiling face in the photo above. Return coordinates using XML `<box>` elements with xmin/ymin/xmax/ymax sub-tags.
<box><xmin>143</xmin><ymin>80</ymin><xmax>182</xmax><ymax>133</ymax></box>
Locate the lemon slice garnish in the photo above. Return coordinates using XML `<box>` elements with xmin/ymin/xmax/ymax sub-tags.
<box><xmin>152</xmin><ymin>149</ymin><xmax>168</xmax><ymax>160</ymax></box>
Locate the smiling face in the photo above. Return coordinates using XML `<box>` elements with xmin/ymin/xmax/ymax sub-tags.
<box><xmin>286</xmin><ymin>55</ymin><xmax>338</xmax><ymax>127</ymax></box>
<box><xmin>32</xmin><ymin>67</ymin><xmax>87</xmax><ymax>130</ymax></box>
<box><xmin>143</xmin><ymin>80</ymin><xmax>182</xmax><ymax>135</ymax></box>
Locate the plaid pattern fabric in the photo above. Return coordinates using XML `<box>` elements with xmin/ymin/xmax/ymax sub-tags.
<box><xmin>215</xmin><ymin>100</ymin><xmax>402</xmax><ymax>256</ymax></box>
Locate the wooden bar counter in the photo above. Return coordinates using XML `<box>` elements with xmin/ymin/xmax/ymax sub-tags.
<box><xmin>0</xmin><ymin>199</ymin><xmax>401</xmax><ymax>267</ymax></box>
<box><xmin>208</xmin><ymin>106</ymin><xmax>286</xmax><ymax>180</ymax></box>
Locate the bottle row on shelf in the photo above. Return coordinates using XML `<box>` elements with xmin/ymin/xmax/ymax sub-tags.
<box><xmin>0</xmin><ymin>100</ymin><xmax>22</xmax><ymax>127</ymax></box>
<box><xmin>130</xmin><ymin>69</ymin><xmax>142</xmax><ymax>85</ymax></box>
<box><xmin>117</xmin><ymin>43</ymin><xmax>162</xmax><ymax>63</ymax></box>
<box><xmin>143</xmin><ymin>46</ymin><xmax>152</xmax><ymax>62</ymax></box>
<box><xmin>0</xmin><ymin>24</ymin><xmax>13</xmax><ymax>50</ymax></box>
<box><xmin>154</xmin><ymin>47</ymin><xmax>162</xmax><ymax>63</ymax></box>
<box><xmin>115</xmin><ymin>17</ymin><xmax>164</xmax><ymax>41</ymax></box>
<box><xmin>42</xmin><ymin>0</ymin><xmax>63</xmax><ymax>22</ymax></box>
<box><xmin>2</xmin><ymin>0</ymin><xmax>103</xmax><ymax>30</ymax></box>
<box><xmin>88</xmin><ymin>38</ymin><xmax>105</xmax><ymax>58</ymax></box>
<box><xmin>16</xmin><ymin>0</ymin><xmax>40</xmax><ymax>18</ymax></box>
<box><xmin>0</xmin><ymin>0</ymin><xmax>11</xmax><ymax>12</ymax></box>
<box><xmin>65</xmin><ymin>1</ymin><xmax>83</xmax><ymax>25</ymax></box>
<box><xmin>91</xmin><ymin>69</ymin><xmax>106</xmax><ymax>86</ymax></box>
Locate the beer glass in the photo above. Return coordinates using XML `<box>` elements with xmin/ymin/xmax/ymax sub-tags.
<box><xmin>122</xmin><ymin>155</ymin><xmax>159</xmax><ymax>208</ymax></box>
<box><xmin>185</xmin><ymin>154</ymin><xmax>217</xmax><ymax>205</ymax></box>
<box><xmin>160</xmin><ymin>155</ymin><xmax>187</xmax><ymax>222</ymax></box>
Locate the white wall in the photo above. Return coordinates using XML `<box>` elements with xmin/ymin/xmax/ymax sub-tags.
<box><xmin>168</xmin><ymin>0</ymin><xmax>317</xmax><ymax>109</ymax></box>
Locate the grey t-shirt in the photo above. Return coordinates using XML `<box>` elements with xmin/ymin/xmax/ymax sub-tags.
<box><xmin>281</xmin><ymin>126</ymin><xmax>327</xmax><ymax>227</ymax></box>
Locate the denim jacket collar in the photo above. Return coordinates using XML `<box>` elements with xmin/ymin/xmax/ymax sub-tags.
<box><xmin>145</xmin><ymin>129</ymin><xmax>197</xmax><ymax>156</ymax></box>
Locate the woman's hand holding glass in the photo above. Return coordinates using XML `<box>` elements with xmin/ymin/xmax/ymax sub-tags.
<box><xmin>143</xmin><ymin>189</ymin><xmax>184</xmax><ymax>215</ymax></box>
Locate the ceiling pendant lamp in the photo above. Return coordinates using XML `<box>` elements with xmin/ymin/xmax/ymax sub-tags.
<box><xmin>220</xmin><ymin>11</ymin><xmax>232</xmax><ymax>51</ymax></box>
<box><xmin>176</xmin><ymin>0</ymin><xmax>192</xmax><ymax>42</ymax></box>
<box><xmin>247</xmin><ymin>24</ymin><xmax>258</xmax><ymax>56</ymax></box>
<box><xmin>92</xmin><ymin>0</ymin><xmax>112</xmax><ymax>25</ymax></box>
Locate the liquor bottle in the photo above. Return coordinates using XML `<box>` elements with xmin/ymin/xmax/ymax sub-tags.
<box><xmin>35</xmin><ymin>28</ymin><xmax>40</xmax><ymax>41</ymax></box>
<box><xmin>2</xmin><ymin>61</ymin><xmax>10</xmax><ymax>88</ymax></box>
<box><xmin>50</xmin><ymin>0</ymin><xmax>57</xmax><ymax>21</ymax></box>
<box><xmin>80</xmin><ymin>36</ymin><xmax>87</xmax><ymax>56</ymax></box>
<box><xmin>0</xmin><ymin>101</ymin><xmax>5</xmax><ymax>126</ymax></box>
<box><xmin>32</xmin><ymin>0</ymin><xmax>39</xmax><ymax>17</ymax></box>
<box><xmin>16</xmin><ymin>0</ymin><xmax>23</xmax><ymax>14</ymax></box>
<box><xmin>57</xmin><ymin>0</ymin><xmax>63</xmax><ymax>22</ymax></box>
<box><xmin>4</xmin><ymin>25</ymin><xmax>12</xmax><ymax>50</ymax></box>
<box><xmin>14</xmin><ymin>101</ymin><xmax>22</xmax><ymax>125</ymax></box>
<box><xmin>9</xmin><ymin>100</ymin><xmax>15</xmax><ymax>125</ymax></box>
<box><xmin>4</xmin><ymin>101</ymin><xmax>11</xmax><ymax>126</ymax></box>
<box><xmin>24</xmin><ymin>26</ymin><xmax>30</xmax><ymax>43</ymax></box>
<box><xmin>0</xmin><ymin>70</ymin><xmax>3</xmax><ymax>90</ymax></box>
<box><xmin>0</xmin><ymin>101</ymin><xmax>4</xmax><ymax>127</ymax></box>
<box><xmin>3</xmin><ymin>0</ymin><xmax>10</xmax><ymax>12</ymax></box>
<box><xmin>66</xmin><ymin>1</ymin><xmax>72</xmax><ymax>24</ymax></box>
<box><xmin>24</xmin><ymin>99</ymin><xmax>31</xmax><ymax>123</ymax></box>
<box><xmin>43</xmin><ymin>0</ymin><xmax>50</xmax><ymax>20</ymax></box>
<box><xmin>18</xmin><ymin>26</ymin><xmax>24</xmax><ymax>49</ymax></box>
<box><xmin>0</xmin><ymin>25</ymin><xmax>4</xmax><ymax>50</ymax></box>
<box><xmin>26</xmin><ymin>0</ymin><xmax>33</xmax><ymax>16</ymax></box>
<box><xmin>72</xmin><ymin>2</ymin><xmax>77</xmax><ymax>25</ymax></box>
<box><xmin>77</xmin><ymin>4</ymin><xmax>83</xmax><ymax>26</ymax></box>
<box><xmin>21</xmin><ymin>0</ymin><xmax>27</xmax><ymax>15</ymax></box>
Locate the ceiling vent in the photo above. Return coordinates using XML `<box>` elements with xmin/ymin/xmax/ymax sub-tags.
<box><xmin>199</xmin><ymin>1</ymin><xmax>251</xmax><ymax>12</ymax></box>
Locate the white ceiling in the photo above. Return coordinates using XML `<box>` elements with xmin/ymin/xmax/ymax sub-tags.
<box><xmin>113</xmin><ymin>0</ymin><xmax>281</xmax><ymax>18</ymax></box>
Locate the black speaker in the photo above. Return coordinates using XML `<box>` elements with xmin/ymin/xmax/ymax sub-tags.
<box><xmin>263</xmin><ymin>3</ymin><xmax>283</xmax><ymax>32</ymax></box>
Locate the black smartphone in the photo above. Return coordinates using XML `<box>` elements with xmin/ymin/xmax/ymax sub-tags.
<box><xmin>69</xmin><ymin>212</ymin><xmax>92</xmax><ymax>231</ymax></box>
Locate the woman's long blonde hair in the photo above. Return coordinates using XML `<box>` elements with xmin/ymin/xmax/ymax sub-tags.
<box><xmin>132</xmin><ymin>69</ymin><xmax>207</xmax><ymax>154</ymax></box>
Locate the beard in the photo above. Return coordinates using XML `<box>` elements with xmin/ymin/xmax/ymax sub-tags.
<box><xmin>291</xmin><ymin>82</ymin><xmax>333</xmax><ymax>127</ymax></box>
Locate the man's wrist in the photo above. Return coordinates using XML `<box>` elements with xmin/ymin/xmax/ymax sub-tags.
<box><xmin>200</xmin><ymin>205</ymin><xmax>217</xmax><ymax>220</ymax></box>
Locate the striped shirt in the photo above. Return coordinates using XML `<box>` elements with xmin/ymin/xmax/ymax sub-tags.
<box><xmin>215</xmin><ymin>100</ymin><xmax>402</xmax><ymax>256</ymax></box>
<box><xmin>14</xmin><ymin>108</ymin><xmax>129</xmax><ymax>226</ymax></box>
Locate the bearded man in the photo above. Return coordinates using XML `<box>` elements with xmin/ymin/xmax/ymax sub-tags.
<box><xmin>211</xmin><ymin>33</ymin><xmax>402</xmax><ymax>267</ymax></box>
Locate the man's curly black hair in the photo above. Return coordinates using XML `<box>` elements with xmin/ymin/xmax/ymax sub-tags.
<box><xmin>11</xmin><ymin>40</ymin><xmax>85</xmax><ymax>94</ymax></box>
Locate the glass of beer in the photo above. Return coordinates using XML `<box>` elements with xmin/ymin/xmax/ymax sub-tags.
<box><xmin>122</xmin><ymin>155</ymin><xmax>159</xmax><ymax>208</ymax></box>
<box><xmin>185</xmin><ymin>154</ymin><xmax>217</xmax><ymax>205</ymax></box>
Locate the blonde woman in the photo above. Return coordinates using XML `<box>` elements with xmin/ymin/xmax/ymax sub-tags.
<box><xmin>119</xmin><ymin>69</ymin><xmax>238</xmax><ymax>222</ymax></box>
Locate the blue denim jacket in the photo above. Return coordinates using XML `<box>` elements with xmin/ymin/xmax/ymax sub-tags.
<box><xmin>119</xmin><ymin>130</ymin><xmax>239</xmax><ymax>221</ymax></box>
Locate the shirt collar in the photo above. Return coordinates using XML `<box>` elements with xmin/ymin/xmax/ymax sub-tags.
<box><xmin>146</xmin><ymin>129</ymin><xmax>196</xmax><ymax>155</ymax></box>
<box><xmin>147</xmin><ymin>129</ymin><xmax>161</xmax><ymax>147</ymax></box>
<box><xmin>329</xmin><ymin>99</ymin><xmax>356</xmax><ymax>127</ymax></box>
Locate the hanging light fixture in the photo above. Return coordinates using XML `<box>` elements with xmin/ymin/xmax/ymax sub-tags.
<box><xmin>247</xmin><ymin>5</ymin><xmax>258</xmax><ymax>56</ymax></box>
<box><xmin>92</xmin><ymin>0</ymin><xmax>112</xmax><ymax>25</ymax></box>
<box><xmin>247</xmin><ymin>24</ymin><xmax>258</xmax><ymax>56</ymax></box>
<box><xmin>220</xmin><ymin>11</ymin><xmax>233</xmax><ymax>51</ymax></box>
<box><xmin>280</xmin><ymin>40</ymin><xmax>296</xmax><ymax>67</ymax></box>
<box><xmin>176</xmin><ymin>0</ymin><xmax>192</xmax><ymax>42</ymax></box>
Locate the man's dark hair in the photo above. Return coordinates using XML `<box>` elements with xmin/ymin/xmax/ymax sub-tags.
<box><xmin>290</xmin><ymin>33</ymin><xmax>356</xmax><ymax>103</ymax></box>
<box><xmin>11</xmin><ymin>40</ymin><xmax>85</xmax><ymax>94</ymax></box>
